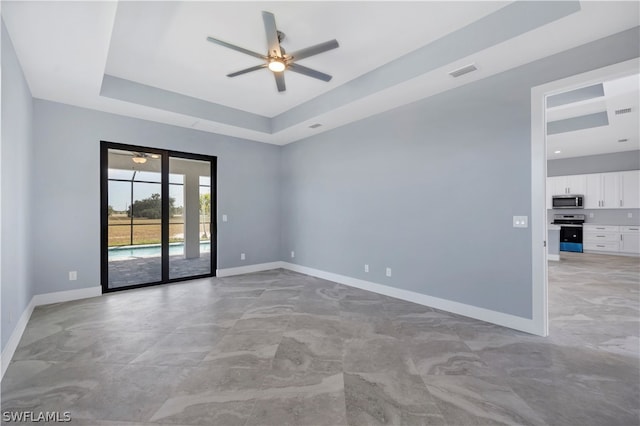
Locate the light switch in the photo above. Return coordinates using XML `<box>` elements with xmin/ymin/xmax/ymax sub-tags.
<box><xmin>513</xmin><ymin>216</ymin><xmax>528</xmax><ymax>228</ymax></box>
<box><xmin>222</xmin><ymin>214</ymin><xmax>228</xmax><ymax>222</ymax></box>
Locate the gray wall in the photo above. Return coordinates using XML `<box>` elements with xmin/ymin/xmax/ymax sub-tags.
<box><xmin>1</xmin><ymin>21</ymin><xmax>35</xmax><ymax>350</ymax></box>
<box><xmin>281</xmin><ymin>27</ymin><xmax>640</xmax><ymax>320</ymax></box>
<box><xmin>547</xmin><ymin>150</ymin><xmax>640</xmax><ymax>176</ymax></box>
<box><xmin>31</xmin><ymin>100</ymin><xmax>281</xmax><ymax>296</ymax></box>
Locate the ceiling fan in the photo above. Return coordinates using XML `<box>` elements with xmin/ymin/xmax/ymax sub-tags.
<box><xmin>111</xmin><ymin>150</ymin><xmax>160</xmax><ymax>164</ymax></box>
<box><xmin>206</xmin><ymin>11</ymin><xmax>339</xmax><ymax>92</ymax></box>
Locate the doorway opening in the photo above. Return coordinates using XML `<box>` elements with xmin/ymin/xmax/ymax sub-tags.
<box><xmin>530</xmin><ymin>58</ymin><xmax>639</xmax><ymax>337</ymax></box>
<box><xmin>100</xmin><ymin>141</ymin><xmax>217</xmax><ymax>292</ymax></box>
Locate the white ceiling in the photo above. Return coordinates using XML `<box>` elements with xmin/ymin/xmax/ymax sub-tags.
<box><xmin>106</xmin><ymin>1</ymin><xmax>506</xmax><ymax>117</ymax></box>
<box><xmin>546</xmin><ymin>74</ymin><xmax>640</xmax><ymax>159</ymax></box>
<box><xmin>2</xmin><ymin>1</ymin><xmax>639</xmax><ymax>147</ymax></box>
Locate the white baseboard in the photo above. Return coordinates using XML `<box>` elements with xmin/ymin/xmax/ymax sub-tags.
<box><xmin>216</xmin><ymin>261</ymin><xmax>284</xmax><ymax>277</ymax></box>
<box><xmin>1</xmin><ymin>298</ymin><xmax>36</xmax><ymax>380</ymax></box>
<box><xmin>281</xmin><ymin>262</ymin><xmax>541</xmax><ymax>336</ymax></box>
<box><xmin>548</xmin><ymin>254</ymin><xmax>560</xmax><ymax>261</ymax></box>
<box><xmin>1</xmin><ymin>286</ymin><xmax>102</xmax><ymax>381</ymax></box>
<box><xmin>32</xmin><ymin>286</ymin><xmax>102</xmax><ymax>306</ymax></box>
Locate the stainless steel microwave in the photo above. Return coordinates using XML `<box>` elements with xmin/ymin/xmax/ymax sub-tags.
<box><xmin>552</xmin><ymin>195</ymin><xmax>584</xmax><ymax>209</ymax></box>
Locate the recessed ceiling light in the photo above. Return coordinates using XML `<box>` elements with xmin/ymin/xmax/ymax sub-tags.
<box><xmin>618</xmin><ymin>138</ymin><xmax>629</xmax><ymax>143</ymax></box>
<box><xmin>554</xmin><ymin>150</ymin><xmax>562</xmax><ymax>154</ymax></box>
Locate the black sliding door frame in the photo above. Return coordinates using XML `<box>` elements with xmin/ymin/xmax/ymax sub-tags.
<box><xmin>100</xmin><ymin>141</ymin><xmax>217</xmax><ymax>293</ymax></box>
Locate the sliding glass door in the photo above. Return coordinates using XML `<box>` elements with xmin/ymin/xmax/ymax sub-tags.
<box><xmin>101</xmin><ymin>142</ymin><xmax>216</xmax><ymax>292</ymax></box>
<box><xmin>168</xmin><ymin>156</ymin><xmax>212</xmax><ymax>280</ymax></box>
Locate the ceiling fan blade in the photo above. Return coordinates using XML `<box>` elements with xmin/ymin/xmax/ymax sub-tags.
<box><xmin>289</xmin><ymin>39</ymin><xmax>339</xmax><ymax>61</ymax></box>
<box><xmin>227</xmin><ymin>64</ymin><xmax>267</xmax><ymax>77</ymax></box>
<box><xmin>274</xmin><ymin>72</ymin><xmax>286</xmax><ymax>92</ymax></box>
<box><xmin>206</xmin><ymin>36</ymin><xmax>267</xmax><ymax>60</ymax></box>
<box><xmin>288</xmin><ymin>63</ymin><xmax>332</xmax><ymax>82</ymax></box>
<box><xmin>262</xmin><ymin>11</ymin><xmax>282</xmax><ymax>58</ymax></box>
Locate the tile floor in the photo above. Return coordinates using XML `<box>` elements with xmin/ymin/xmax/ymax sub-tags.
<box><xmin>1</xmin><ymin>252</ymin><xmax>638</xmax><ymax>425</ymax></box>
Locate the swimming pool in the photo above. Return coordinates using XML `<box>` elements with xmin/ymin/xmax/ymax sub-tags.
<box><xmin>108</xmin><ymin>242</ymin><xmax>211</xmax><ymax>260</ymax></box>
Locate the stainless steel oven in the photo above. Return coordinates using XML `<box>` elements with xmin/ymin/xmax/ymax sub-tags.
<box><xmin>552</xmin><ymin>214</ymin><xmax>585</xmax><ymax>252</ymax></box>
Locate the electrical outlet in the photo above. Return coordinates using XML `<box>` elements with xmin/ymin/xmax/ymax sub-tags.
<box><xmin>240</xmin><ymin>253</ymin><xmax>246</xmax><ymax>260</ymax></box>
<box><xmin>69</xmin><ymin>271</ymin><xmax>77</xmax><ymax>281</ymax></box>
<box><xmin>364</xmin><ymin>264</ymin><xmax>369</xmax><ymax>273</ymax></box>
<box><xmin>589</xmin><ymin>212</ymin><xmax>594</xmax><ymax>218</ymax></box>
<box><xmin>628</xmin><ymin>212</ymin><xmax>633</xmax><ymax>218</ymax></box>
<box><xmin>291</xmin><ymin>251</ymin><xmax>295</xmax><ymax>258</ymax></box>
<box><xmin>385</xmin><ymin>267</ymin><xmax>392</xmax><ymax>277</ymax></box>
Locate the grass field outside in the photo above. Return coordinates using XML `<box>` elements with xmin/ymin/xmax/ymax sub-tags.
<box><xmin>108</xmin><ymin>215</ymin><xmax>211</xmax><ymax>247</ymax></box>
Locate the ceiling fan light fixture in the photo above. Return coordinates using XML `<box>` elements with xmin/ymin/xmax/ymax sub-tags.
<box><xmin>132</xmin><ymin>156</ymin><xmax>147</xmax><ymax>164</ymax></box>
<box><xmin>268</xmin><ymin>59</ymin><xmax>286</xmax><ymax>72</ymax></box>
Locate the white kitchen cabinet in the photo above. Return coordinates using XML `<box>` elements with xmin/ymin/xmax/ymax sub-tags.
<box><xmin>583</xmin><ymin>224</ymin><xmax>640</xmax><ymax>255</ymax></box>
<box><xmin>548</xmin><ymin>175</ymin><xmax>586</xmax><ymax>196</ymax></box>
<box><xmin>552</xmin><ymin>170</ymin><xmax>639</xmax><ymax>209</ymax></box>
<box><xmin>585</xmin><ymin>174</ymin><xmax>602</xmax><ymax>209</ymax></box>
<box><xmin>620</xmin><ymin>226</ymin><xmax>640</xmax><ymax>254</ymax></box>
<box><xmin>584</xmin><ymin>224</ymin><xmax>620</xmax><ymax>253</ymax></box>
<box><xmin>585</xmin><ymin>172</ymin><xmax>620</xmax><ymax>209</ymax></box>
<box><xmin>602</xmin><ymin>172</ymin><xmax>619</xmax><ymax>208</ymax></box>
<box><xmin>566</xmin><ymin>175</ymin><xmax>586</xmax><ymax>195</ymax></box>
<box><xmin>619</xmin><ymin>170</ymin><xmax>640</xmax><ymax>209</ymax></box>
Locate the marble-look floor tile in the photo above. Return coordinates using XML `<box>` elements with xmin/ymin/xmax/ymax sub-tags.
<box><xmin>409</xmin><ymin>340</ymin><xmax>494</xmax><ymax>376</ymax></box>
<box><xmin>11</xmin><ymin>329</ymin><xmax>101</xmax><ymax>362</ymax></box>
<box><xmin>1</xmin><ymin>361</ymin><xmax>112</xmax><ymax>414</ymax></box>
<box><xmin>248</xmin><ymin>373</ymin><xmax>347</xmax><ymax>426</ymax></box>
<box><xmin>263</xmin><ymin>330</ymin><xmax>343</xmax><ymax>390</ymax></box>
<box><xmin>506</xmin><ymin>376</ymin><xmax>639</xmax><ymax>426</ymax></box>
<box><xmin>425</xmin><ymin>375</ymin><xmax>547</xmax><ymax>426</ymax></box>
<box><xmin>472</xmin><ymin>340</ymin><xmax>565</xmax><ymax>380</ymax></box>
<box><xmin>344</xmin><ymin>371</ymin><xmax>445</xmax><ymax>426</ymax></box>
<box><xmin>202</xmin><ymin>329</ymin><xmax>283</xmax><ymax>369</ymax></box>
<box><xmin>231</xmin><ymin>314</ymin><xmax>291</xmax><ymax>332</ymax></box>
<box><xmin>2</xmin><ymin>252</ymin><xmax>637</xmax><ymax>425</ymax></box>
<box><xmin>68</xmin><ymin>364</ymin><xmax>191</xmax><ymax>422</ymax></box>
<box><xmin>149</xmin><ymin>367</ymin><xmax>264</xmax><ymax>425</ymax></box>
<box><xmin>344</xmin><ymin>337</ymin><xmax>418</xmax><ymax>376</ymax></box>
<box><xmin>69</xmin><ymin>331</ymin><xmax>166</xmax><ymax>364</ymax></box>
<box><xmin>131</xmin><ymin>331</ymin><xmax>222</xmax><ymax>366</ymax></box>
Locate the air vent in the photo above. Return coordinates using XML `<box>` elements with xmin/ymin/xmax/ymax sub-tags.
<box><xmin>615</xmin><ymin>108</ymin><xmax>632</xmax><ymax>115</ymax></box>
<box><xmin>618</xmin><ymin>138</ymin><xmax>629</xmax><ymax>143</ymax></box>
<box><xmin>449</xmin><ymin>63</ymin><xmax>478</xmax><ymax>78</ymax></box>
<box><xmin>309</xmin><ymin>123</ymin><xmax>322</xmax><ymax>129</ymax></box>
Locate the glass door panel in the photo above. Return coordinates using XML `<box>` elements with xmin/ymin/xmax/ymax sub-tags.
<box><xmin>106</xmin><ymin>148</ymin><xmax>163</xmax><ymax>289</ymax></box>
<box><xmin>102</xmin><ymin>143</ymin><xmax>215</xmax><ymax>292</ymax></box>
<box><xmin>168</xmin><ymin>157</ymin><xmax>212</xmax><ymax>280</ymax></box>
